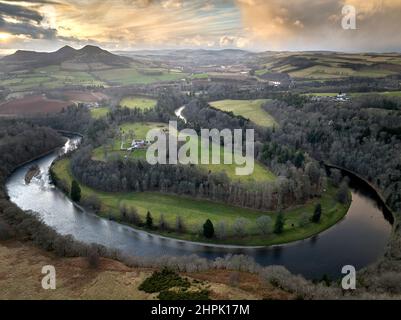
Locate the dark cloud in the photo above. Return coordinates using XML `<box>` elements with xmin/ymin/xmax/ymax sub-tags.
<box><xmin>0</xmin><ymin>16</ymin><xmax>57</xmax><ymax>39</ymax></box>
<box><xmin>0</xmin><ymin>2</ymin><xmax>43</xmax><ymax>22</ymax></box>
<box><xmin>1</xmin><ymin>0</ymin><xmax>62</xmax><ymax>5</ymax></box>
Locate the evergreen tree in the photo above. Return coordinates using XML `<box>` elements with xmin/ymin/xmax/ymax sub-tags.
<box><xmin>203</xmin><ymin>219</ymin><xmax>214</xmax><ymax>238</ymax></box>
<box><xmin>146</xmin><ymin>211</ymin><xmax>153</xmax><ymax>229</ymax></box>
<box><xmin>274</xmin><ymin>212</ymin><xmax>285</xmax><ymax>234</ymax></box>
<box><xmin>71</xmin><ymin>180</ymin><xmax>81</xmax><ymax>202</ymax></box>
<box><xmin>312</xmin><ymin>203</ymin><xmax>322</xmax><ymax>223</ymax></box>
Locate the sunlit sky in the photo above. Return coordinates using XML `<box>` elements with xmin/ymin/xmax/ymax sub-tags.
<box><xmin>1</xmin><ymin>0</ymin><xmax>401</xmax><ymax>54</ymax></box>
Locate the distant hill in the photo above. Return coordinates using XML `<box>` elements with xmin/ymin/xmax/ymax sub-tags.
<box><xmin>1</xmin><ymin>45</ymin><xmax>133</xmax><ymax>72</ymax></box>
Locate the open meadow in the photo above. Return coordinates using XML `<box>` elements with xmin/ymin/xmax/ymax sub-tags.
<box><xmin>210</xmin><ymin>99</ymin><xmax>277</xmax><ymax>127</ymax></box>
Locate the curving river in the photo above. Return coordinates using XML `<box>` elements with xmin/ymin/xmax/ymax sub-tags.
<box><xmin>6</xmin><ymin>137</ymin><xmax>393</xmax><ymax>279</ymax></box>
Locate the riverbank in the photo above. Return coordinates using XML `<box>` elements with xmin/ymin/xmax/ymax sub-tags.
<box><xmin>50</xmin><ymin>157</ymin><xmax>350</xmax><ymax>247</ymax></box>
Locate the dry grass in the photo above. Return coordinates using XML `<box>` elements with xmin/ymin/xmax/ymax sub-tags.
<box><xmin>0</xmin><ymin>240</ymin><xmax>291</xmax><ymax>300</ymax></box>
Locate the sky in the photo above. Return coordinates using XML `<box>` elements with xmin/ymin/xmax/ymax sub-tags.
<box><xmin>1</xmin><ymin>0</ymin><xmax>401</xmax><ymax>54</ymax></box>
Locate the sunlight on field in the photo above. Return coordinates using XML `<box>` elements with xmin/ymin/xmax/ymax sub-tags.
<box><xmin>90</xmin><ymin>107</ymin><xmax>110</xmax><ymax>119</ymax></box>
<box><xmin>210</xmin><ymin>99</ymin><xmax>277</xmax><ymax>127</ymax></box>
<box><xmin>120</xmin><ymin>96</ymin><xmax>157</xmax><ymax>109</ymax></box>
<box><xmin>92</xmin><ymin>122</ymin><xmax>275</xmax><ymax>183</ymax></box>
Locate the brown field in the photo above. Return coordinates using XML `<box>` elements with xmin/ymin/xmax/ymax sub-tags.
<box><xmin>0</xmin><ymin>240</ymin><xmax>292</xmax><ymax>300</ymax></box>
<box><xmin>0</xmin><ymin>95</ymin><xmax>72</xmax><ymax>115</ymax></box>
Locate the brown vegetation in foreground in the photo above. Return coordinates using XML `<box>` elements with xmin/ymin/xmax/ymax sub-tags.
<box><xmin>0</xmin><ymin>240</ymin><xmax>283</xmax><ymax>300</ymax></box>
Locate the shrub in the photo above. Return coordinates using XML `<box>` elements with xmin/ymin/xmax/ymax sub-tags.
<box><xmin>233</xmin><ymin>217</ymin><xmax>248</xmax><ymax>237</ymax></box>
<box><xmin>139</xmin><ymin>268</ymin><xmax>190</xmax><ymax>293</ymax></box>
<box><xmin>119</xmin><ymin>202</ymin><xmax>128</xmax><ymax>220</ymax></box>
<box><xmin>127</xmin><ymin>207</ymin><xmax>142</xmax><ymax>226</ymax></box>
<box><xmin>298</xmin><ymin>213</ymin><xmax>310</xmax><ymax>227</ymax></box>
<box><xmin>159</xmin><ymin>213</ymin><xmax>169</xmax><ymax>231</ymax></box>
<box><xmin>0</xmin><ymin>220</ymin><xmax>13</xmax><ymax>240</ymax></box>
<box><xmin>229</xmin><ymin>271</ymin><xmax>240</xmax><ymax>287</ymax></box>
<box><xmin>175</xmin><ymin>216</ymin><xmax>185</xmax><ymax>233</ymax></box>
<box><xmin>81</xmin><ymin>194</ymin><xmax>101</xmax><ymax>212</ymax></box>
<box><xmin>203</xmin><ymin>219</ymin><xmax>214</xmax><ymax>238</ymax></box>
<box><xmin>87</xmin><ymin>246</ymin><xmax>100</xmax><ymax>269</ymax></box>
<box><xmin>256</xmin><ymin>216</ymin><xmax>272</xmax><ymax>235</ymax></box>
<box><xmin>215</xmin><ymin>220</ymin><xmax>227</xmax><ymax>239</ymax></box>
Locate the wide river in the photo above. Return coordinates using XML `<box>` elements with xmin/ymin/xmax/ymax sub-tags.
<box><xmin>6</xmin><ymin>137</ymin><xmax>393</xmax><ymax>279</ymax></box>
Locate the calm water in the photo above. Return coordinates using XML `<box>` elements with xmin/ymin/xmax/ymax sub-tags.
<box><xmin>6</xmin><ymin>138</ymin><xmax>392</xmax><ymax>279</ymax></box>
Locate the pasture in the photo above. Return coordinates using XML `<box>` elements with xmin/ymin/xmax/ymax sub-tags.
<box><xmin>119</xmin><ymin>96</ymin><xmax>157</xmax><ymax>109</ymax></box>
<box><xmin>209</xmin><ymin>99</ymin><xmax>277</xmax><ymax>127</ymax></box>
<box><xmin>92</xmin><ymin>122</ymin><xmax>275</xmax><ymax>183</ymax></box>
<box><xmin>90</xmin><ymin>107</ymin><xmax>110</xmax><ymax>119</ymax></box>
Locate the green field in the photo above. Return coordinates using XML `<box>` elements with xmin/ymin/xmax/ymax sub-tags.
<box><xmin>92</xmin><ymin>122</ymin><xmax>275</xmax><ymax>183</ymax></box>
<box><xmin>120</xmin><ymin>96</ymin><xmax>157</xmax><ymax>109</ymax></box>
<box><xmin>0</xmin><ymin>65</ymin><xmax>187</xmax><ymax>92</ymax></box>
<box><xmin>90</xmin><ymin>107</ymin><xmax>110</xmax><ymax>119</ymax></box>
<box><xmin>93</xmin><ymin>68</ymin><xmax>186</xmax><ymax>85</ymax></box>
<box><xmin>210</xmin><ymin>99</ymin><xmax>277</xmax><ymax>127</ymax></box>
<box><xmin>0</xmin><ymin>66</ymin><xmax>105</xmax><ymax>92</ymax></box>
<box><xmin>51</xmin><ymin>158</ymin><xmax>349</xmax><ymax>246</ymax></box>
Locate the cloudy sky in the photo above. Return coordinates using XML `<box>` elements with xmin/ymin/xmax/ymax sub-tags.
<box><xmin>0</xmin><ymin>0</ymin><xmax>401</xmax><ymax>54</ymax></box>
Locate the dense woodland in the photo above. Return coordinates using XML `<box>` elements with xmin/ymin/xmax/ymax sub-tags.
<box><xmin>0</xmin><ymin>122</ymin><xmax>64</xmax><ymax>194</ymax></box>
<box><xmin>262</xmin><ymin>95</ymin><xmax>401</xmax><ymax>212</ymax></box>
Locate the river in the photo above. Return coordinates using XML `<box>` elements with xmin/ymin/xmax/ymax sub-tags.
<box><xmin>5</xmin><ymin>137</ymin><xmax>392</xmax><ymax>279</ymax></box>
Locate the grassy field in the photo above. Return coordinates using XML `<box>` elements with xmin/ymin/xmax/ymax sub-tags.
<box><xmin>0</xmin><ymin>66</ymin><xmax>105</xmax><ymax>92</ymax></box>
<box><xmin>119</xmin><ymin>96</ymin><xmax>157</xmax><ymax>109</ymax></box>
<box><xmin>93</xmin><ymin>68</ymin><xmax>186</xmax><ymax>85</ymax></box>
<box><xmin>90</xmin><ymin>107</ymin><xmax>110</xmax><ymax>119</ymax></box>
<box><xmin>210</xmin><ymin>99</ymin><xmax>277</xmax><ymax>127</ymax></box>
<box><xmin>92</xmin><ymin>122</ymin><xmax>275</xmax><ymax>182</ymax></box>
<box><xmin>0</xmin><ymin>65</ymin><xmax>187</xmax><ymax>92</ymax></box>
<box><xmin>51</xmin><ymin>158</ymin><xmax>349</xmax><ymax>246</ymax></box>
